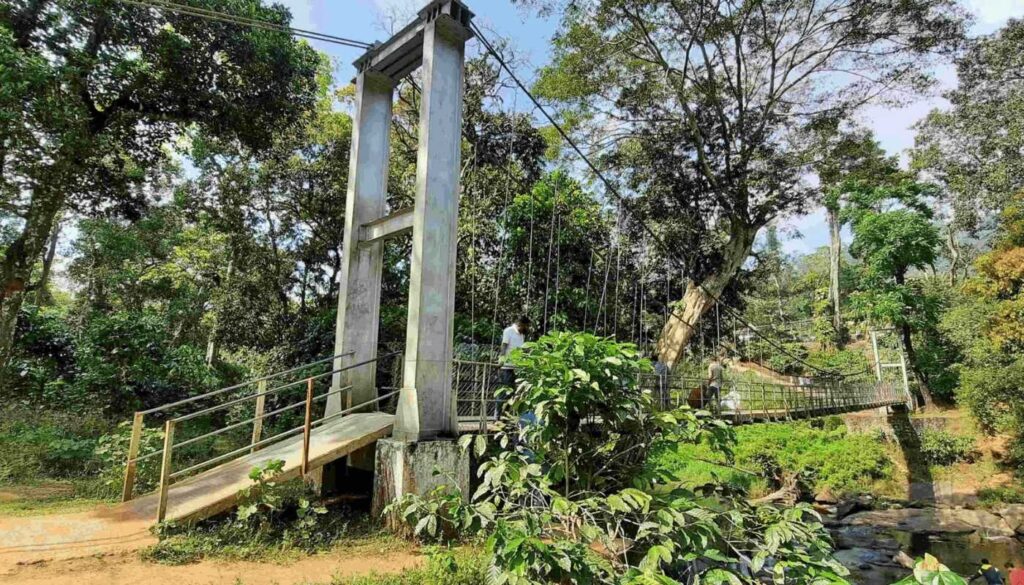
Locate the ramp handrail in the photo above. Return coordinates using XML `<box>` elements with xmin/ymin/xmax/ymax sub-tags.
<box><xmin>121</xmin><ymin>352</ymin><xmax>396</xmax><ymax>504</ymax></box>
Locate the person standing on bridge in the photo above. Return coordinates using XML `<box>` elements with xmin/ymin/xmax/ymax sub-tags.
<box><xmin>498</xmin><ymin>316</ymin><xmax>531</xmax><ymax>414</ymax></box>
<box><xmin>704</xmin><ymin>353</ymin><xmax>725</xmax><ymax>415</ymax></box>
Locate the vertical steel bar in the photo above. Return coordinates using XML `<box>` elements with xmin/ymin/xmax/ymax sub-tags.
<box><xmin>156</xmin><ymin>419</ymin><xmax>176</xmax><ymax>523</ymax></box>
<box><xmin>250</xmin><ymin>379</ymin><xmax>268</xmax><ymax>454</ymax></box>
<box><xmin>121</xmin><ymin>412</ymin><xmax>144</xmax><ymax>502</ymax></box>
<box><xmin>301</xmin><ymin>378</ymin><xmax>314</xmax><ymax>476</ymax></box>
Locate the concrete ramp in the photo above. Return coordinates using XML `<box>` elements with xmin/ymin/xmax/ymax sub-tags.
<box><xmin>0</xmin><ymin>413</ymin><xmax>394</xmax><ymax>565</ymax></box>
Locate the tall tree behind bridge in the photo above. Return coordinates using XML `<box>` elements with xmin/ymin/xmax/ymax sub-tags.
<box><xmin>913</xmin><ymin>19</ymin><xmax>1024</xmax><ymax>285</ymax></box>
<box><xmin>811</xmin><ymin>122</ymin><xmax>901</xmax><ymax>347</ymax></box>
<box><xmin>0</xmin><ymin>0</ymin><xmax>321</xmax><ymax>369</ymax></box>
<box><xmin>520</xmin><ymin>0</ymin><xmax>965</xmax><ymax>366</ymax></box>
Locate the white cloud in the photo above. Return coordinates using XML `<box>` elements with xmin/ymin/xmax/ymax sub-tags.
<box><xmin>964</xmin><ymin>0</ymin><xmax>1024</xmax><ymax>26</ymax></box>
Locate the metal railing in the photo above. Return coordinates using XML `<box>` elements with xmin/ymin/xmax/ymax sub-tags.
<box><xmin>450</xmin><ymin>362</ymin><xmax>905</xmax><ymax>430</ymax></box>
<box><xmin>121</xmin><ymin>352</ymin><xmax>400</xmax><ymax>522</ymax></box>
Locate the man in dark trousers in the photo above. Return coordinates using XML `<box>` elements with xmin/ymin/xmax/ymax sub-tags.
<box><xmin>972</xmin><ymin>559</ymin><xmax>1005</xmax><ymax>584</ymax></box>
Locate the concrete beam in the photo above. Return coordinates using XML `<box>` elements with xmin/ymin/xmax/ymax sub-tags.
<box><xmin>353</xmin><ymin>1</ymin><xmax>473</xmax><ymax>82</ymax></box>
<box><xmin>359</xmin><ymin>206</ymin><xmax>414</xmax><ymax>245</ymax></box>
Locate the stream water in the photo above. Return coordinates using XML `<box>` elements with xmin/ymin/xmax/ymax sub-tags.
<box><xmin>896</xmin><ymin>531</ymin><xmax>1024</xmax><ymax>576</ymax></box>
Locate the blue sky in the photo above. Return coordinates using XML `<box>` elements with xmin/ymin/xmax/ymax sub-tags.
<box><xmin>279</xmin><ymin>0</ymin><xmax>1024</xmax><ymax>256</ymax></box>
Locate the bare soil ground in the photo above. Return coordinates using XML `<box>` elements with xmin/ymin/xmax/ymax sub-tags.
<box><xmin>0</xmin><ymin>547</ymin><xmax>423</xmax><ymax>585</ymax></box>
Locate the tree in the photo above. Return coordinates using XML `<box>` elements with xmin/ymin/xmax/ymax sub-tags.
<box><xmin>913</xmin><ymin>20</ymin><xmax>1024</xmax><ymax>240</ymax></box>
<box><xmin>0</xmin><ymin>0</ymin><xmax>322</xmax><ymax>368</ymax></box>
<box><xmin>812</xmin><ymin>123</ymin><xmax>901</xmax><ymax>346</ymax></box>
<box><xmin>844</xmin><ymin>181</ymin><xmax>941</xmax><ymax>408</ymax></box>
<box><xmin>523</xmin><ymin>0</ymin><xmax>966</xmax><ymax>367</ymax></box>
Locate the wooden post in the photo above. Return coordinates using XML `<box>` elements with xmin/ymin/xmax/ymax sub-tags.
<box><xmin>251</xmin><ymin>380</ymin><xmax>268</xmax><ymax>453</ymax></box>
<box><xmin>156</xmin><ymin>419</ymin><xmax>176</xmax><ymax>523</ymax></box>
<box><xmin>301</xmin><ymin>378</ymin><xmax>314</xmax><ymax>476</ymax></box>
<box><xmin>121</xmin><ymin>412</ymin><xmax>144</xmax><ymax>502</ymax></box>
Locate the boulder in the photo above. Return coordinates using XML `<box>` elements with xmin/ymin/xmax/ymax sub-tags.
<box><xmin>815</xmin><ymin>487</ymin><xmax>840</xmax><ymax>505</ymax></box>
<box><xmin>842</xmin><ymin>508</ymin><xmax>1016</xmax><ymax>538</ymax></box>
<box><xmin>993</xmin><ymin>504</ymin><xmax>1024</xmax><ymax>536</ymax></box>
<box><xmin>832</xmin><ymin>525</ymin><xmax>900</xmax><ymax>551</ymax></box>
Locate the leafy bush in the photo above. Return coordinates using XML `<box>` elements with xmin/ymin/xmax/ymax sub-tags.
<box><xmin>0</xmin><ymin>407</ymin><xmax>110</xmax><ymax>483</ymax></box>
<box><xmin>389</xmin><ymin>332</ymin><xmax>850</xmax><ymax>584</ymax></box>
<box><xmin>653</xmin><ymin>418</ymin><xmax>892</xmax><ymax>496</ymax></box>
<box><xmin>94</xmin><ymin>421</ymin><xmax>165</xmax><ymax>495</ymax></box>
<box><xmin>919</xmin><ymin>430</ymin><xmax>977</xmax><ymax>466</ymax></box>
<box><xmin>146</xmin><ymin>459</ymin><xmax>345</xmax><ymax>564</ymax></box>
<box><xmin>892</xmin><ymin>554</ymin><xmax>967</xmax><ymax>585</ymax></box>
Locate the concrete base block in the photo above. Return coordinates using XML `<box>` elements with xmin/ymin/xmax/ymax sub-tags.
<box><xmin>371</xmin><ymin>438</ymin><xmax>470</xmax><ymax>530</ymax></box>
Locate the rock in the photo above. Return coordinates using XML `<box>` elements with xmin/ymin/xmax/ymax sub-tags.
<box><xmin>832</xmin><ymin>525</ymin><xmax>900</xmax><ymax>551</ymax></box>
<box><xmin>833</xmin><ymin>548</ymin><xmax>898</xmax><ymax>568</ymax></box>
<box><xmin>893</xmin><ymin>551</ymin><xmax>915</xmax><ymax>570</ymax></box>
<box><xmin>993</xmin><ymin>504</ymin><xmax>1024</xmax><ymax>536</ymax></box>
<box><xmin>836</xmin><ymin>494</ymin><xmax>876</xmax><ymax>520</ymax></box>
<box><xmin>816</xmin><ymin>487</ymin><xmax>840</xmax><ymax>505</ymax></box>
<box><xmin>841</xmin><ymin>508</ymin><xmax>1016</xmax><ymax>538</ymax></box>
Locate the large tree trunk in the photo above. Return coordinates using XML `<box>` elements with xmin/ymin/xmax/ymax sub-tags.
<box><xmin>900</xmin><ymin>321</ymin><xmax>935</xmax><ymax>409</ymax></box>
<box><xmin>945</xmin><ymin>226</ymin><xmax>961</xmax><ymax>287</ymax></box>
<box><xmin>34</xmin><ymin>219</ymin><xmax>61</xmax><ymax>307</ymax></box>
<box><xmin>0</xmin><ymin>187</ymin><xmax>65</xmax><ymax>368</ymax></box>
<box><xmin>827</xmin><ymin>206</ymin><xmax>844</xmax><ymax>347</ymax></box>
<box><xmin>894</xmin><ymin>270</ymin><xmax>934</xmax><ymax>409</ymax></box>
<box><xmin>656</xmin><ymin>221</ymin><xmax>757</xmax><ymax>368</ymax></box>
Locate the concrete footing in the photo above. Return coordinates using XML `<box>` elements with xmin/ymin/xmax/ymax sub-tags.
<box><xmin>371</xmin><ymin>438</ymin><xmax>469</xmax><ymax>530</ymax></box>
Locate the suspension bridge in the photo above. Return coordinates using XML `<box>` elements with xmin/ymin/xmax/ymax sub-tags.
<box><xmin>0</xmin><ymin>0</ymin><xmax>912</xmax><ymax>563</ymax></box>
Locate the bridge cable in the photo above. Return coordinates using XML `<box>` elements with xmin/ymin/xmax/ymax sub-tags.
<box><xmin>468</xmin><ymin>21</ymin><xmax>863</xmax><ymax>379</ymax></box>
<box><xmin>113</xmin><ymin>0</ymin><xmax>373</xmax><ymax>49</ymax></box>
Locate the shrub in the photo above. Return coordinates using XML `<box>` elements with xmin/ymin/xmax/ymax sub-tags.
<box><xmin>0</xmin><ymin>407</ymin><xmax>110</xmax><ymax>483</ymax></box>
<box><xmin>651</xmin><ymin>420</ymin><xmax>892</xmax><ymax>496</ymax></box>
<box><xmin>919</xmin><ymin>430</ymin><xmax>977</xmax><ymax>466</ymax></box>
<box><xmin>389</xmin><ymin>332</ymin><xmax>850</xmax><ymax>584</ymax></box>
<box><xmin>94</xmin><ymin>421</ymin><xmax>165</xmax><ymax>495</ymax></box>
<box><xmin>146</xmin><ymin>459</ymin><xmax>345</xmax><ymax>564</ymax></box>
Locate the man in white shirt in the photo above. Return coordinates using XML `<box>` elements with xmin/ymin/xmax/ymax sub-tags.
<box><xmin>499</xmin><ymin>316</ymin><xmax>531</xmax><ymax>390</ymax></box>
<box><xmin>497</xmin><ymin>316</ymin><xmax>531</xmax><ymax>420</ymax></box>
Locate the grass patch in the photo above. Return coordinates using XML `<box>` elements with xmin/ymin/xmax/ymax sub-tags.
<box><xmin>332</xmin><ymin>548</ymin><xmax>485</xmax><ymax>585</ymax></box>
<box><xmin>651</xmin><ymin>417</ymin><xmax>894</xmax><ymax>497</ymax></box>
<box><xmin>978</xmin><ymin>484</ymin><xmax>1024</xmax><ymax>507</ymax></box>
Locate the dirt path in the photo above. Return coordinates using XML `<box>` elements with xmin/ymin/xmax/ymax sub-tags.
<box><xmin>0</xmin><ymin>547</ymin><xmax>424</xmax><ymax>585</ymax></box>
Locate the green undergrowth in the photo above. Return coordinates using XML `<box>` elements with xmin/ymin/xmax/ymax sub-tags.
<box><xmin>144</xmin><ymin>460</ymin><xmax>407</xmax><ymax>565</ymax></box>
<box><xmin>650</xmin><ymin>417</ymin><xmax>896</xmax><ymax>497</ymax></box>
<box><xmin>331</xmin><ymin>548</ymin><xmax>486</xmax><ymax>585</ymax></box>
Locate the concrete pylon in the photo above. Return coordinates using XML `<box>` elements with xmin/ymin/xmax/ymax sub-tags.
<box><xmin>333</xmin><ymin>1</ymin><xmax>474</xmax><ymax>505</ymax></box>
<box><xmin>393</xmin><ymin>5</ymin><xmax>471</xmax><ymax>442</ymax></box>
<box><xmin>330</xmin><ymin>71</ymin><xmax>395</xmax><ymax>418</ymax></box>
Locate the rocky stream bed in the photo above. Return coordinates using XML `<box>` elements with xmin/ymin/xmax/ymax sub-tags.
<box><xmin>822</xmin><ymin>496</ymin><xmax>1024</xmax><ymax>584</ymax></box>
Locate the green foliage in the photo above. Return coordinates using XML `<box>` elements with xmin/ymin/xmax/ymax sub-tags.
<box><xmin>146</xmin><ymin>459</ymin><xmax>345</xmax><ymax>564</ymax></box>
<box><xmin>977</xmin><ymin>484</ymin><xmax>1024</xmax><ymax>507</ymax></box>
<box><xmin>390</xmin><ymin>332</ymin><xmax>850</xmax><ymax>584</ymax></box>
<box><xmin>0</xmin><ymin>406</ymin><xmax>110</xmax><ymax>484</ymax></box>
<box><xmin>918</xmin><ymin>430</ymin><xmax>977</xmax><ymax>466</ymax></box>
<box><xmin>94</xmin><ymin>421</ymin><xmax>164</xmax><ymax>495</ymax></box>
<box><xmin>652</xmin><ymin>420</ymin><xmax>892</xmax><ymax>496</ymax></box>
<box><xmin>335</xmin><ymin>548</ymin><xmax>487</xmax><ymax>585</ymax></box>
<box><xmin>891</xmin><ymin>555</ymin><xmax>968</xmax><ymax>585</ymax></box>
